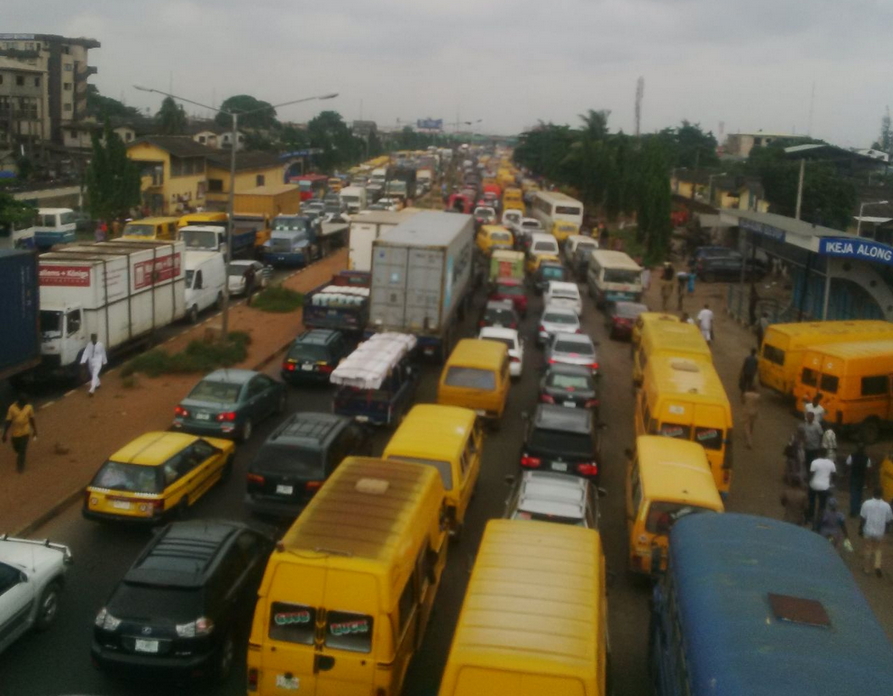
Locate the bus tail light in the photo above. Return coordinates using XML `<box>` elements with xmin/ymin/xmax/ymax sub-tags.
<box><xmin>520</xmin><ymin>455</ymin><xmax>541</xmax><ymax>468</ymax></box>
<box><xmin>576</xmin><ymin>462</ymin><xmax>599</xmax><ymax>476</ymax></box>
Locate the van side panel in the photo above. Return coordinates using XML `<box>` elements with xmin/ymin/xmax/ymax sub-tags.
<box><xmin>452</xmin><ymin>667</ymin><xmax>586</xmax><ymax>696</ymax></box>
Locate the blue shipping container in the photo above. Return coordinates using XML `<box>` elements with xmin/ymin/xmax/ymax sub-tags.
<box><xmin>0</xmin><ymin>249</ymin><xmax>40</xmax><ymax>379</ymax></box>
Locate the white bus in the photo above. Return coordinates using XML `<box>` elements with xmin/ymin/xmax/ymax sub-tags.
<box><xmin>0</xmin><ymin>215</ymin><xmax>36</xmax><ymax>251</ymax></box>
<box><xmin>530</xmin><ymin>191</ymin><xmax>584</xmax><ymax>243</ymax></box>
<box><xmin>586</xmin><ymin>249</ymin><xmax>643</xmax><ymax>308</ymax></box>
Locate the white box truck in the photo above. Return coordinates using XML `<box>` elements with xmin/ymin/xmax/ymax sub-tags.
<box><xmin>37</xmin><ymin>240</ymin><xmax>186</xmax><ymax>379</ymax></box>
<box><xmin>348</xmin><ymin>209</ymin><xmax>418</xmax><ymax>271</ymax></box>
<box><xmin>368</xmin><ymin>211</ymin><xmax>475</xmax><ymax>360</ymax></box>
<box><xmin>339</xmin><ymin>186</ymin><xmax>367</xmax><ymax>214</ymax></box>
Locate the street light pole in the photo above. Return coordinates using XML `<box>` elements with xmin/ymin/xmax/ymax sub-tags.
<box><xmin>856</xmin><ymin>200</ymin><xmax>890</xmax><ymax>237</ymax></box>
<box><xmin>133</xmin><ymin>86</ymin><xmax>337</xmax><ymax>337</ymax></box>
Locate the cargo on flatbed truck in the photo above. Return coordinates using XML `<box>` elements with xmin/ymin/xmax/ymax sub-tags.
<box><xmin>303</xmin><ymin>271</ymin><xmax>371</xmax><ymax>334</ymax></box>
<box><xmin>233</xmin><ymin>184</ymin><xmax>302</xmax><ymax>253</ymax></box>
<box><xmin>369</xmin><ymin>211</ymin><xmax>475</xmax><ymax>360</ymax></box>
<box><xmin>0</xmin><ymin>250</ymin><xmax>40</xmax><ymax>382</ymax></box>
<box><xmin>37</xmin><ymin>240</ymin><xmax>186</xmax><ymax>379</ymax></box>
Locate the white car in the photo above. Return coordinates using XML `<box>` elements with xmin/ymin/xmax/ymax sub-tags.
<box><xmin>0</xmin><ymin>535</ymin><xmax>72</xmax><ymax>654</ymax></box>
<box><xmin>502</xmin><ymin>209</ymin><xmax>523</xmax><ymax>231</ymax></box>
<box><xmin>544</xmin><ymin>280</ymin><xmax>583</xmax><ymax>316</ymax></box>
<box><xmin>537</xmin><ymin>306</ymin><xmax>581</xmax><ymax>346</ymax></box>
<box><xmin>227</xmin><ymin>260</ymin><xmax>269</xmax><ymax>296</ymax></box>
<box><xmin>479</xmin><ymin>326</ymin><xmax>524</xmax><ymax>379</ymax></box>
<box><xmin>519</xmin><ymin>217</ymin><xmax>544</xmax><ymax>234</ymax></box>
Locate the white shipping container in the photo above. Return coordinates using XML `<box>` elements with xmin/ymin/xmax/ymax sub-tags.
<box><xmin>348</xmin><ymin>209</ymin><xmax>417</xmax><ymax>271</ymax></box>
<box><xmin>38</xmin><ymin>240</ymin><xmax>186</xmax><ymax>374</ymax></box>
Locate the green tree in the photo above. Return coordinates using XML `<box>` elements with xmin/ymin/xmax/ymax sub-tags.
<box><xmin>155</xmin><ymin>96</ymin><xmax>187</xmax><ymax>135</ymax></box>
<box><xmin>0</xmin><ymin>187</ymin><xmax>37</xmax><ymax>232</ymax></box>
<box><xmin>86</xmin><ymin>85</ymin><xmax>142</xmax><ymax>120</ymax></box>
<box><xmin>214</xmin><ymin>95</ymin><xmax>279</xmax><ymax>130</ymax></box>
<box><xmin>635</xmin><ymin>138</ymin><xmax>673</xmax><ymax>258</ymax></box>
<box><xmin>306</xmin><ymin>111</ymin><xmax>363</xmax><ymax>171</ymax></box>
<box><xmin>85</xmin><ymin>122</ymin><xmax>141</xmax><ymax>221</ymax></box>
<box><xmin>656</xmin><ymin>120</ymin><xmax>719</xmax><ymax>169</ymax></box>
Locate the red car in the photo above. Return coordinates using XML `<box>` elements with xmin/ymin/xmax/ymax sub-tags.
<box><xmin>606</xmin><ymin>301</ymin><xmax>648</xmax><ymax>340</ymax></box>
<box><xmin>489</xmin><ymin>277</ymin><xmax>527</xmax><ymax>317</ymax></box>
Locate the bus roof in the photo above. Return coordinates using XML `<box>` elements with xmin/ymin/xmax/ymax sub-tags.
<box><xmin>641</xmin><ymin>321</ymin><xmax>711</xmax><ymax>359</ymax></box>
<box><xmin>532</xmin><ymin>190</ymin><xmax>582</xmax><ymax>205</ymax></box>
<box><xmin>635</xmin><ymin>436</ymin><xmax>723</xmax><ymax>509</ymax></box>
<box><xmin>588</xmin><ymin>249</ymin><xmax>642</xmax><ymax>271</ymax></box>
<box><xmin>280</xmin><ymin>457</ymin><xmax>443</xmax><ymax>565</ymax></box>
<box><xmin>765</xmin><ymin>320</ymin><xmax>893</xmax><ymax>346</ymax></box>
<box><xmin>446</xmin><ymin>519</ymin><xmax>604</xmax><ymax>679</ymax></box>
<box><xmin>385</xmin><ymin>404</ymin><xmax>477</xmax><ymax>462</ymax></box>
<box><xmin>670</xmin><ymin>513</ymin><xmax>893</xmax><ymax>694</ymax></box>
<box><xmin>447</xmin><ymin>338</ymin><xmax>508</xmax><ymax>368</ymax></box>
<box><xmin>805</xmin><ymin>338</ymin><xmax>893</xmax><ymax>361</ymax></box>
<box><xmin>644</xmin><ymin>355</ymin><xmax>731</xmax><ymax>406</ymax></box>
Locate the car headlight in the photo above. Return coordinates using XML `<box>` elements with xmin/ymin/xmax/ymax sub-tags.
<box><xmin>95</xmin><ymin>607</ymin><xmax>121</xmax><ymax>631</ymax></box>
<box><xmin>175</xmin><ymin>616</ymin><xmax>215</xmax><ymax>638</ymax></box>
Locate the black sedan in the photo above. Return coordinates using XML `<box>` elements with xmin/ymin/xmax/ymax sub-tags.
<box><xmin>172</xmin><ymin>369</ymin><xmax>287</xmax><ymax>442</ymax></box>
<box><xmin>539</xmin><ymin>364</ymin><xmax>599</xmax><ymax>415</ymax></box>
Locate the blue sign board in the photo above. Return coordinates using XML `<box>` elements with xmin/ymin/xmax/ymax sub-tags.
<box><xmin>417</xmin><ymin>119</ymin><xmax>443</xmax><ymax>131</ymax></box>
<box><xmin>739</xmin><ymin>217</ymin><xmax>786</xmax><ymax>243</ymax></box>
<box><xmin>280</xmin><ymin>149</ymin><xmax>324</xmax><ymax>159</ymax></box>
<box><xmin>818</xmin><ymin>237</ymin><xmax>893</xmax><ymax>266</ymax></box>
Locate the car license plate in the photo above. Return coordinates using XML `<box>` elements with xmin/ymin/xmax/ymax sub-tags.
<box><xmin>475</xmin><ymin>409</ymin><xmax>487</xmax><ymax>417</ymax></box>
<box><xmin>551</xmin><ymin>462</ymin><xmax>568</xmax><ymax>472</ymax></box>
<box><xmin>195</xmin><ymin>412</ymin><xmax>210</xmax><ymax>421</ymax></box>
<box><xmin>134</xmin><ymin>639</ymin><xmax>159</xmax><ymax>653</ymax></box>
<box><xmin>111</xmin><ymin>500</ymin><xmax>131</xmax><ymax>510</ymax></box>
<box><xmin>563</xmin><ymin>401</ymin><xmax>576</xmax><ymax>408</ymax></box>
<box><xmin>301</xmin><ymin>363</ymin><xmax>315</xmax><ymax>372</ymax></box>
<box><xmin>275</xmin><ymin>485</ymin><xmax>294</xmax><ymax>495</ymax></box>
<box><xmin>355</xmin><ymin>415</ymin><xmax>369</xmax><ymax>423</ymax></box>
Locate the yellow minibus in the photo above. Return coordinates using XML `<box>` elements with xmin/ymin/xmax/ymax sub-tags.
<box><xmin>633</xmin><ymin>320</ymin><xmax>711</xmax><ymax>387</ymax></box>
<box><xmin>120</xmin><ymin>217</ymin><xmax>180</xmax><ymax>241</ymax></box>
<box><xmin>383</xmin><ymin>404</ymin><xmax>483</xmax><ymax>536</ymax></box>
<box><xmin>438</xmin><ymin>339</ymin><xmax>510</xmax><ymax>424</ymax></box>
<box><xmin>438</xmin><ymin>519</ymin><xmax>608</xmax><ymax>696</ymax></box>
<box><xmin>635</xmin><ymin>355</ymin><xmax>734</xmax><ymax>495</ymax></box>
<box><xmin>247</xmin><ymin>457</ymin><xmax>448</xmax><ymax>696</ymax></box>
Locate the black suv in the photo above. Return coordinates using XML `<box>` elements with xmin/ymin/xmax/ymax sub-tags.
<box><xmin>92</xmin><ymin>520</ymin><xmax>275</xmax><ymax>683</ymax></box>
<box><xmin>281</xmin><ymin>329</ymin><xmax>350</xmax><ymax>384</ymax></box>
<box><xmin>520</xmin><ymin>404</ymin><xmax>602</xmax><ymax>483</ymax></box>
<box><xmin>245</xmin><ymin>413</ymin><xmax>371</xmax><ymax>518</ymax></box>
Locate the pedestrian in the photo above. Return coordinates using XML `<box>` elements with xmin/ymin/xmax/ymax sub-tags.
<box><xmin>2</xmin><ymin>393</ymin><xmax>37</xmax><ymax>473</ymax></box>
<box><xmin>821</xmin><ymin>424</ymin><xmax>837</xmax><ymax>465</ymax></box>
<box><xmin>659</xmin><ymin>262</ymin><xmax>674</xmax><ymax>311</ymax></box>
<box><xmin>641</xmin><ymin>266</ymin><xmax>651</xmax><ymax>292</ymax></box>
<box><xmin>860</xmin><ymin>488</ymin><xmax>893</xmax><ymax>577</ymax></box>
<box><xmin>696</xmin><ymin>303</ymin><xmax>714</xmax><ymax>344</ymax></box>
<box><xmin>80</xmin><ymin>333</ymin><xmax>108</xmax><ymax>396</ymax></box>
<box><xmin>748</xmin><ymin>284</ymin><xmax>760</xmax><ymax>327</ymax></box>
<box><xmin>94</xmin><ymin>219</ymin><xmax>107</xmax><ymax>243</ymax></box>
<box><xmin>783</xmin><ymin>426</ymin><xmax>806</xmax><ymax>485</ymax></box>
<box><xmin>756</xmin><ymin>311</ymin><xmax>770</xmax><ymax>347</ymax></box>
<box><xmin>243</xmin><ymin>264</ymin><xmax>257</xmax><ymax>306</ymax></box>
<box><xmin>738</xmin><ymin>348</ymin><xmax>759</xmax><ymax>399</ymax></box>
<box><xmin>780</xmin><ymin>475</ymin><xmax>808</xmax><ymax>526</ymax></box>
<box><xmin>807</xmin><ymin>447</ymin><xmax>836</xmax><ymax>531</ymax></box>
<box><xmin>599</xmin><ymin>226</ymin><xmax>609</xmax><ymax>248</ymax></box>
<box><xmin>676</xmin><ymin>271</ymin><xmax>687</xmax><ymax>310</ymax></box>
<box><xmin>804</xmin><ymin>393</ymin><xmax>825</xmax><ymax>424</ymax></box>
<box><xmin>846</xmin><ymin>442</ymin><xmax>872</xmax><ymax>518</ymax></box>
<box><xmin>802</xmin><ymin>410</ymin><xmax>824</xmax><ymax>466</ymax></box>
<box><xmin>111</xmin><ymin>218</ymin><xmax>122</xmax><ymax>238</ymax></box>
<box><xmin>818</xmin><ymin>497</ymin><xmax>849</xmax><ymax>549</ymax></box>
<box><xmin>741</xmin><ymin>382</ymin><xmax>760</xmax><ymax>449</ymax></box>
<box><xmin>686</xmin><ymin>270</ymin><xmax>695</xmax><ymax>295</ymax></box>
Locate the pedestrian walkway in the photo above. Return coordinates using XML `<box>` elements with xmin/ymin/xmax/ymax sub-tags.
<box><xmin>0</xmin><ymin>250</ymin><xmax>348</xmax><ymax>536</ymax></box>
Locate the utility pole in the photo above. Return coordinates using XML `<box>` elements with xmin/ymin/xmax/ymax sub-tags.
<box><xmin>795</xmin><ymin>158</ymin><xmax>805</xmax><ymax>220</ymax></box>
<box><xmin>634</xmin><ymin>77</ymin><xmax>644</xmax><ymax>138</ymax></box>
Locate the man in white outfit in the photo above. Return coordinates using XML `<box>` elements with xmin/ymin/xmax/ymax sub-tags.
<box><xmin>81</xmin><ymin>333</ymin><xmax>107</xmax><ymax>396</ymax></box>
<box><xmin>696</xmin><ymin>303</ymin><xmax>714</xmax><ymax>344</ymax></box>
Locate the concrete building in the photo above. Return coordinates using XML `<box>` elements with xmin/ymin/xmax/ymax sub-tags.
<box><xmin>0</xmin><ymin>56</ymin><xmax>48</xmax><ymax>147</ymax></box>
<box><xmin>0</xmin><ymin>33</ymin><xmax>100</xmax><ymax>145</ymax></box>
<box><xmin>723</xmin><ymin>132</ymin><xmax>811</xmax><ymax>159</ymax></box>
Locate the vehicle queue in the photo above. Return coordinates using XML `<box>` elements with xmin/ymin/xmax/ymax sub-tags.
<box><xmin>6</xmin><ymin>148</ymin><xmax>893</xmax><ymax>695</ymax></box>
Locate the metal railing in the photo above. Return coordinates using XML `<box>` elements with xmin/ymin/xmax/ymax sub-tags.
<box><xmin>726</xmin><ymin>284</ymin><xmax>788</xmax><ymax>326</ymax></box>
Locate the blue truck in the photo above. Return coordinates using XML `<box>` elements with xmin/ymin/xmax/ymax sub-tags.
<box><xmin>0</xmin><ymin>250</ymin><xmax>41</xmax><ymax>382</ymax></box>
<box><xmin>302</xmin><ymin>271</ymin><xmax>371</xmax><ymax>335</ymax></box>
<box><xmin>263</xmin><ymin>215</ymin><xmax>321</xmax><ymax>267</ymax></box>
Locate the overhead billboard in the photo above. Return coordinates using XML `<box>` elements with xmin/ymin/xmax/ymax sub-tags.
<box><xmin>416</xmin><ymin>119</ymin><xmax>443</xmax><ymax>131</ymax></box>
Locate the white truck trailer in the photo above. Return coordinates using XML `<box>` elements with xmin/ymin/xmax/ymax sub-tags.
<box><xmin>37</xmin><ymin>239</ymin><xmax>186</xmax><ymax>378</ymax></box>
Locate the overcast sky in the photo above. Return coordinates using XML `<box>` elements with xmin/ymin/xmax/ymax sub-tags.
<box><xmin>8</xmin><ymin>0</ymin><xmax>893</xmax><ymax>147</ymax></box>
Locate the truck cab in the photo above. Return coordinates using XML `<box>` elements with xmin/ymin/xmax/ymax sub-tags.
<box><xmin>39</xmin><ymin>303</ymin><xmax>87</xmax><ymax>377</ymax></box>
<box><xmin>264</xmin><ymin>215</ymin><xmax>319</xmax><ymax>267</ymax></box>
<box><xmin>178</xmin><ymin>223</ymin><xmax>258</xmax><ymax>258</ymax></box>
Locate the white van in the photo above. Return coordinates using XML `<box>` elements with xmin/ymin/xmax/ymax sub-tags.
<box><xmin>183</xmin><ymin>251</ymin><xmax>226</xmax><ymax>323</ymax></box>
<box><xmin>586</xmin><ymin>249</ymin><xmax>643</xmax><ymax>308</ymax></box>
<box><xmin>528</xmin><ymin>232</ymin><xmax>560</xmax><ymax>257</ymax></box>
<box><xmin>340</xmin><ymin>186</ymin><xmax>367</xmax><ymax>214</ymax></box>
<box><xmin>35</xmin><ymin>208</ymin><xmax>76</xmax><ymax>249</ymax></box>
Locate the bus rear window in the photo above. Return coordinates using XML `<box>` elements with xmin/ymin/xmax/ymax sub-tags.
<box><xmin>801</xmin><ymin>368</ymin><xmax>818</xmax><ymax>387</ymax></box>
<box><xmin>268</xmin><ymin>602</ymin><xmax>316</xmax><ymax>645</ymax></box>
<box><xmin>820</xmin><ymin>374</ymin><xmax>839</xmax><ymax>394</ymax></box>
<box><xmin>694</xmin><ymin>427</ymin><xmax>723</xmax><ymax>451</ymax></box>
<box><xmin>555</xmin><ymin>205</ymin><xmax>581</xmax><ymax>216</ymax></box>
<box><xmin>444</xmin><ymin>367</ymin><xmax>496</xmax><ymax>391</ymax></box>
<box><xmin>646</xmin><ymin>501</ymin><xmax>716</xmax><ymax>534</ymax></box>
<box><xmin>762</xmin><ymin>344</ymin><xmax>785</xmax><ymax>365</ymax></box>
<box><xmin>658</xmin><ymin>423</ymin><xmax>691</xmax><ymax>440</ymax></box>
<box><xmin>325</xmin><ymin>611</ymin><xmax>373</xmax><ymax>653</ymax></box>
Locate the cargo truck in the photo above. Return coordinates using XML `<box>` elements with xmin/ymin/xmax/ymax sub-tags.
<box><xmin>368</xmin><ymin>211</ymin><xmax>475</xmax><ymax>360</ymax></box>
<box><xmin>339</xmin><ymin>186</ymin><xmax>367</xmax><ymax>214</ymax></box>
<box><xmin>233</xmin><ymin>184</ymin><xmax>302</xmax><ymax>253</ymax></box>
<box><xmin>348</xmin><ymin>210</ymin><xmax>418</xmax><ymax>272</ymax></box>
<box><xmin>36</xmin><ymin>240</ymin><xmax>186</xmax><ymax>379</ymax></box>
<box><xmin>178</xmin><ymin>223</ymin><xmax>257</xmax><ymax>258</ymax></box>
<box><xmin>0</xmin><ymin>250</ymin><xmax>41</xmax><ymax>382</ymax></box>
<box><xmin>264</xmin><ymin>215</ymin><xmax>320</xmax><ymax>267</ymax></box>
<box><xmin>302</xmin><ymin>271</ymin><xmax>371</xmax><ymax>334</ymax></box>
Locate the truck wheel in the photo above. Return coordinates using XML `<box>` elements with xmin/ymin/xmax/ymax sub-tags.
<box><xmin>214</xmin><ymin>292</ymin><xmax>223</xmax><ymax>310</ymax></box>
<box><xmin>188</xmin><ymin>305</ymin><xmax>199</xmax><ymax>324</ymax></box>
<box><xmin>35</xmin><ymin>581</ymin><xmax>61</xmax><ymax>631</ymax></box>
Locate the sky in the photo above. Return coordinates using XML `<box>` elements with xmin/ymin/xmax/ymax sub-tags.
<box><xmin>7</xmin><ymin>0</ymin><xmax>893</xmax><ymax>148</ymax></box>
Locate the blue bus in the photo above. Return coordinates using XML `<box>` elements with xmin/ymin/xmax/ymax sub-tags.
<box><xmin>651</xmin><ymin>513</ymin><xmax>893</xmax><ymax>695</ymax></box>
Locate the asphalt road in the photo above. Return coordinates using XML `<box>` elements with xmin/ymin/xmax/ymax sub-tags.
<box><xmin>0</xmin><ymin>273</ymin><xmax>652</xmax><ymax>696</ymax></box>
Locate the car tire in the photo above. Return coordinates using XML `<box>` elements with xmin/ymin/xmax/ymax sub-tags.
<box><xmin>175</xmin><ymin>496</ymin><xmax>190</xmax><ymax>519</ymax></box>
<box><xmin>188</xmin><ymin>304</ymin><xmax>199</xmax><ymax>324</ymax></box>
<box><xmin>240</xmin><ymin>419</ymin><xmax>253</xmax><ymax>443</ymax></box>
<box><xmin>35</xmin><ymin>581</ymin><xmax>61</xmax><ymax>631</ymax></box>
<box><xmin>214</xmin><ymin>629</ymin><xmax>235</xmax><ymax>683</ymax></box>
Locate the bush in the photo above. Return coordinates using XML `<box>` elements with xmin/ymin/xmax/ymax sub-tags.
<box><xmin>251</xmin><ymin>285</ymin><xmax>304</xmax><ymax>313</ymax></box>
<box><xmin>122</xmin><ymin>331</ymin><xmax>251</xmax><ymax>377</ymax></box>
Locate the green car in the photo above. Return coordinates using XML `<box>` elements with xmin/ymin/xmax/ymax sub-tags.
<box><xmin>172</xmin><ymin>369</ymin><xmax>287</xmax><ymax>442</ymax></box>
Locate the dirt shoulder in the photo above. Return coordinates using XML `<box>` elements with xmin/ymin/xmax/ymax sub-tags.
<box><xmin>1</xmin><ymin>250</ymin><xmax>347</xmax><ymax>535</ymax></box>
